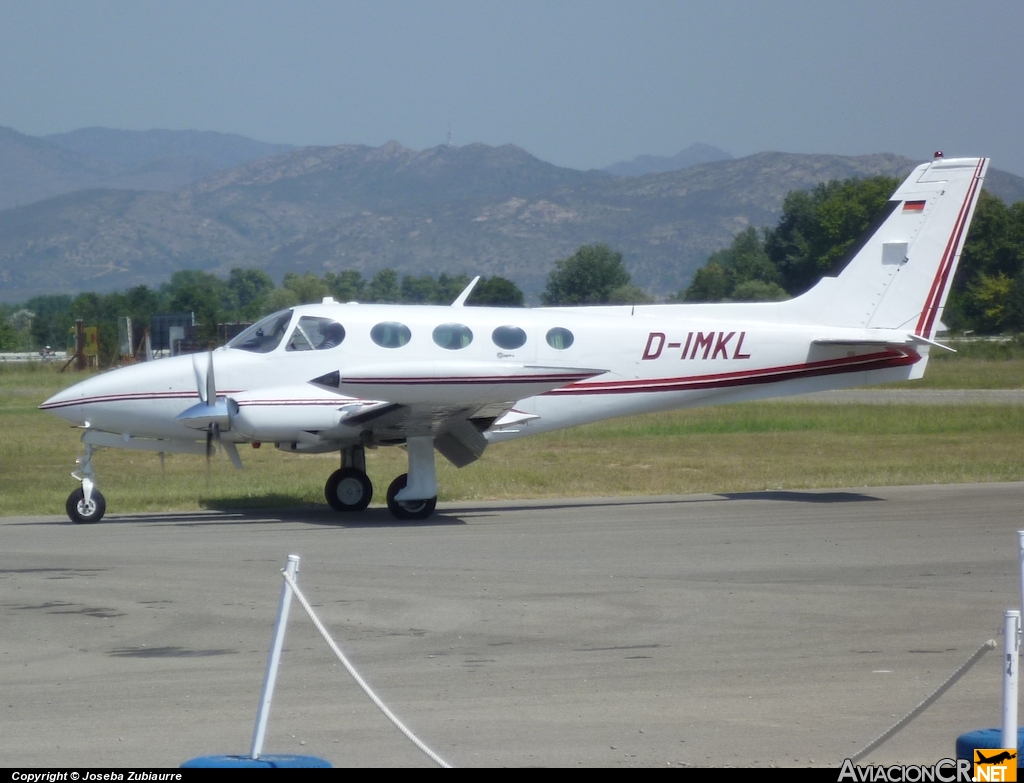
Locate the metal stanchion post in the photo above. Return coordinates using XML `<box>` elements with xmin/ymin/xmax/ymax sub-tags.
<box><xmin>250</xmin><ymin>555</ymin><xmax>300</xmax><ymax>759</ymax></box>
<box><xmin>1003</xmin><ymin>610</ymin><xmax>1020</xmax><ymax>750</ymax></box>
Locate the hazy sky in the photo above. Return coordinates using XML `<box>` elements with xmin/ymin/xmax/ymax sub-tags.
<box><xmin>2</xmin><ymin>1</ymin><xmax>1022</xmax><ymax>174</ymax></box>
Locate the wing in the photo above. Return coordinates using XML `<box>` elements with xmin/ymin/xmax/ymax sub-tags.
<box><xmin>308</xmin><ymin>361</ymin><xmax>606</xmax><ymax>466</ymax></box>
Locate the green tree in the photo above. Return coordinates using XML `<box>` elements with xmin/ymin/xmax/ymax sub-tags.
<box><xmin>467</xmin><ymin>276</ymin><xmax>525</xmax><ymax>307</ymax></box>
<box><xmin>607</xmin><ymin>283</ymin><xmax>654</xmax><ymax>304</ymax></box>
<box><xmin>679</xmin><ymin>262</ymin><xmax>732</xmax><ymax>302</ymax></box>
<box><xmin>963</xmin><ymin>273</ymin><xmax>1014</xmax><ymax>333</ymax></box>
<box><xmin>227</xmin><ymin>268</ymin><xmax>274</xmax><ymax>320</ymax></box>
<box><xmin>435</xmin><ymin>273</ymin><xmax>473</xmax><ymax>304</ymax></box>
<box><xmin>1006</xmin><ymin>270</ymin><xmax>1024</xmax><ymax>333</ymax></box>
<box><xmin>0</xmin><ymin>316</ymin><xmax>17</xmax><ymax>351</ymax></box>
<box><xmin>541</xmin><ymin>244</ymin><xmax>634</xmax><ymax>305</ymax></box>
<box><xmin>399</xmin><ymin>274</ymin><xmax>440</xmax><ymax>304</ymax></box>
<box><xmin>765</xmin><ymin>176</ymin><xmax>900</xmax><ymax>294</ymax></box>
<box><xmin>266</xmin><ymin>287</ymin><xmax>300</xmax><ymax>312</ymax></box>
<box><xmin>957</xmin><ymin>193</ymin><xmax>1024</xmax><ymax>286</ymax></box>
<box><xmin>164</xmin><ymin>270</ymin><xmax>232</xmax><ymax>344</ymax></box>
<box><xmin>325</xmin><ymin>270</ymin><xmax>365</xmax><ymax>302</ymax></box>
<box><xmin>25</xmin><ymin>295</ymin><xmax>74</xmax><ymax>349</ymax></box>
<box><xmin>680</xmin><ymin>227</ymin><xmax>784</xmax><ymax>302</ymax></box>
<box><xmin>282</xmin><ymin>272</ymin><xmax>329</xmax><ymax>304</ymax></box>
<box><xmin>366</xmin><ymin>269</ymin><xmax>400</xmax><ymax>302</ymax></box>
<box><xmin>952</xmin><ymin>193</ymin><xmax>1024</xmax><ymax>332</ymax></box>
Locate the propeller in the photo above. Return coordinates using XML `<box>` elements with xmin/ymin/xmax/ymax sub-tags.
<box><xmin>177</xmin><ymin>351</ymin><xmax>243</xmax><ymax>470</ymax></box>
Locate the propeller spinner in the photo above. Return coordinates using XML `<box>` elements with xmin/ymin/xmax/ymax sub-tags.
<box><xmin>176</xmin><ymin>352</ymin><xmax>243</xmax><ymax>469</ymax></box>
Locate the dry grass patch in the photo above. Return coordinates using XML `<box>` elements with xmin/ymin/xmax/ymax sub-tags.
<box><xmin>2</xmin><ymin>362</ymin><xmax>1023</xmax><ymax>517</ymax></box>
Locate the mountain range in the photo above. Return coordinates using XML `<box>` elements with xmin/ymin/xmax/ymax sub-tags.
<box><xmin>602</xmin><ymin>142</ymin><xmax>733</xmax><ymax>177</ymax></box>
<box><xmin>1</xmin><ymin>128</ymin><xmax>1021</xmax><ymax>304</ymax></box>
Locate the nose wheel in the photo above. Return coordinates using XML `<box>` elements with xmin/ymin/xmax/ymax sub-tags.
<box><xmin>66</xmin><ymin>441</ymin><xmax>106</xmax><ymax>523</ymax></box>
<box><xmin>325</xmin><ymin>468</ymin><xmax>373</xmax><ymax>512</ymax></box>
<box><xmin>66</xmin><ymin>487</ymin><xmax>106</xmax><ymax>524</ymax></box>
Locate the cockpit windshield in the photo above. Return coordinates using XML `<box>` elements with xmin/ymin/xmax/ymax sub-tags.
<box><xmin>227</xmin><ymin>310</ymin><xmax>293</xmax><ymax>353</ymax></box>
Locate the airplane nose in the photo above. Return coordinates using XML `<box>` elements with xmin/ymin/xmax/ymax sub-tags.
<box><xmin>40</xmin><ymin>372</ymin><xmax>121</xmax><ymax>424</ymax></box>
<box><xmin>38</xmin><ymin>355</ymin><xmax>202</xmax><ymax>426</ymax></box>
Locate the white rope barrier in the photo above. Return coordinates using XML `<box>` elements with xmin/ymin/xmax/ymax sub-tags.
<box><xmin>850</xmin><ymin>639</ymin><xmax>997</xmax><ymax>762</ymax></box>
<box><xmin>282</xmin><ymin>570</ymin><xmax>452</xmax><ymax>768</ymax></box>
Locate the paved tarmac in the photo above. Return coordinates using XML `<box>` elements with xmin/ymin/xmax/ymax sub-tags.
<box><xmin>2</xmin><ymin>483</ymin><xmax>1023</xmax><ymax>768</ymax></box>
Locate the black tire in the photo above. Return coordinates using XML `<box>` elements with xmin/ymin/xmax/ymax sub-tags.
<box><xmin>325</xmin><ymin>468</ymin><xmax>373</xmax><ymax>512</ymax></box>
<box><xmin>66</xmin><ymin>487</ymin><xmax>106</xmax><ymax>524</ymax></box>
<box><xmin>385</xmin><ymin>474</ymin><xmax>437</xmax><ymax>521</ymax></box>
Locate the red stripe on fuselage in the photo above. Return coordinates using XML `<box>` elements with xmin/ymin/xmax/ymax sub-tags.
<box><xmin>545</xmin><ymin>348</ymin><xmax>918</xmax><ymax>396</ymax></box>
<box><xmin>915</xmin><ymin>159</ymin><xmax>984</xmax><ymax>338</ymax></box>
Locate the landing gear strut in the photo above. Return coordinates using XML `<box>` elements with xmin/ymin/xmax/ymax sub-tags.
<box><xmin>323</xmin><ymin>439</ymin><xmax>440</xmax><ymax>521</ymax></box>
<box><xmin>386</xmin><ymin>436</ymin><xmax>438</xmax><ymax>521</ymax></box>
<box><xmin>386</xmin><ymin>474</ymin><xmax>437</xmax><ymax>520</ymax></box>
<box><xmin>67</xmin><ymin>442</ymin><xmax>106</xmax><ymax>524</ymax></box>
<box><xmin>325</xmin><ymin>445</ymin><xmax>373</xmax><ymax>512</ymax></box>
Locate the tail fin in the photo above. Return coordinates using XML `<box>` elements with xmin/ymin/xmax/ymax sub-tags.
<box><xmin>785</xmin><ymin>156</ymin><xmax>988</xmax><ymax>336</ymax></box>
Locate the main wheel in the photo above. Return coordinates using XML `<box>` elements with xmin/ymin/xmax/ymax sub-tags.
<box><xmin>325</xmin><ymin>468</ymin><xmax>373</xmax><ymax>512</ymax></box>
<box><xmin>386</xmin><ymin>474</ymin><xmax>437</xmax><ymax>521</ymax></box>
<box><xmin>66</xmin><ymin>487</ymin><xmax>106</xmax><ymax>524</ymax></box>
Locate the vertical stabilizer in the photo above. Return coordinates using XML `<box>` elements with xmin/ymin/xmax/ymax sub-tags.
<box><xmin>785</xmin><ymin>156</ymin><xmax>988</xmax><ymax>335</ymax></box>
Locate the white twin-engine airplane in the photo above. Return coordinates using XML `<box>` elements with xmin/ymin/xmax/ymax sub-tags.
<box><xmin>41</xmin><ymin>155</ymin><xmax>987</xmax><ymax>524</ymax></box>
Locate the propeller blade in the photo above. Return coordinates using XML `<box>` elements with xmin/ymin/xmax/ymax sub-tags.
<box><xmin>192</xmin><ymin>354</ymin><xmax>206</xmax><ymax>404</ymax></box>
<box><xmin>221</xmin><ymin>440</ymin><xmax>243</xmax><ymax>470</ymax></box>
<box><xmin>205</xmin><ymin>351</ymin><xmax>216</xmax><ymax>410</ymax></box>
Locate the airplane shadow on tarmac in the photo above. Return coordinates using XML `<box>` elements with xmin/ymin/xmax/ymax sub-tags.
<box><xmin>26</xmin><ymin>489</ymin><xmax>882</xmax><ymax>528</ymax></box>
<box><xmin>716</xmin><ymin>490</ymin><xmax>883</xmax><ymax>504</ymax></box>
<box><xmin>65</xmin><ymin>504</ymin><xmax>467</xmax><ymax>529</ymax></box>
<box><xmin>442</xmin><ymin>489</ymin><xmax>884</xmax><ymax>516</ymax></box>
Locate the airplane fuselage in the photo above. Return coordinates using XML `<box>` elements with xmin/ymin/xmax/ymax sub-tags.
<box><xmin>41</xmin><ymin>300</ymin><xmax>923</xmax><ymax>448</ymax></box>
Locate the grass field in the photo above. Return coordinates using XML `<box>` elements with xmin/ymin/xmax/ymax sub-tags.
<box><xmin>2</xmin><ymin>348</ymin><xmax>1023</xmax><ymax>517</ymax></box>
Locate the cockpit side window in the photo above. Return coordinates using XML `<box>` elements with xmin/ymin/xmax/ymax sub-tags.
<box><xmin>227</xmin><ymin>310</ymin><xmax>293</xmax><ymax>353</ymax></box>
<box><xmin>286</xmin><ymin>317</ymin><xmax>346</xmax><ymax>351</ymax></box>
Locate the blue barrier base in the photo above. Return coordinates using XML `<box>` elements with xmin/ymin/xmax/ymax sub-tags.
<box><xmin>181</xmin><ymin>754</ymin><xmax>332</xmax><ymax>768</ymax></box>
<box><xmin>956</xmin><ymin>728</ymin><xmax>1024</xmax><ymax>760</ymax></box>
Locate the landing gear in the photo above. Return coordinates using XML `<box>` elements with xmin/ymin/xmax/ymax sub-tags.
<box><xmin>66</xmin><ymin>487</ymin><xmax>106</xmax><ymax>524</ymax></box>
<box><xmin>386</xmin><ymin>474</ymin><xmax>437</xmax><ymax>520</ymax></box>
<box><xmin>323</xmin><ymin>439</ymin><xmax>440</xmax><ymax>521</ymax></box>
<box><xmin>66</xmin><ymin>441</ymin><xmax>106</xmax><ymax>524</ymax></box>
<box><xmin>325</xmin><ymin>468</ymin><xmax>373</xmax><ymax>512</ymax></box>
<box><xmin>385</xmin><ymin>436</ymin><xmax>438</xmax><ymax>521</ymax></box>
<box><xmin>325</xmin><ymin>444</ymin><xmax>373</xmax><ymax>513</ymax></box>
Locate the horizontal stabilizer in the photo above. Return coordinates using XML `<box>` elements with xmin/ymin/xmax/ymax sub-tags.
<box><xmin>813</xmin><ymin>332</ymin><xmax>955</xmax><ymax>353</ymax></box>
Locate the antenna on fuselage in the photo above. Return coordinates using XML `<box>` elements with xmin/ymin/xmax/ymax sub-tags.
<box><xmin>451</xmin><ymin>276</ymin><xmax>480</xmax><ymax>307</ymax></box>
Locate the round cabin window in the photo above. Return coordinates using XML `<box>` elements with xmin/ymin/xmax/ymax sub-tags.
<box><xmin>545</xmin><ymin>327</ymin><xmax>574</xmax><ymax>350</ymax></box>
<box><xmin>370</xmin><ymin>322</ymin><xmax>412</xmax><ymax>348</ymax></box>
<box><xmin>492</xmin><ymin>325</ymin><xmax>527</xmax><ymax>350</ymax></box>
<box><xmin>432</xmin><ymin>323</ymin><xmax>474</xmax><ymax>350</ymax></box>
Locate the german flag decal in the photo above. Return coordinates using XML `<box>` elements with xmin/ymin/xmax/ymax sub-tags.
<box><xmin>903</xmin><ymin>200</ymin><xmax>926</xmax><ymax>212</ymax></box>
